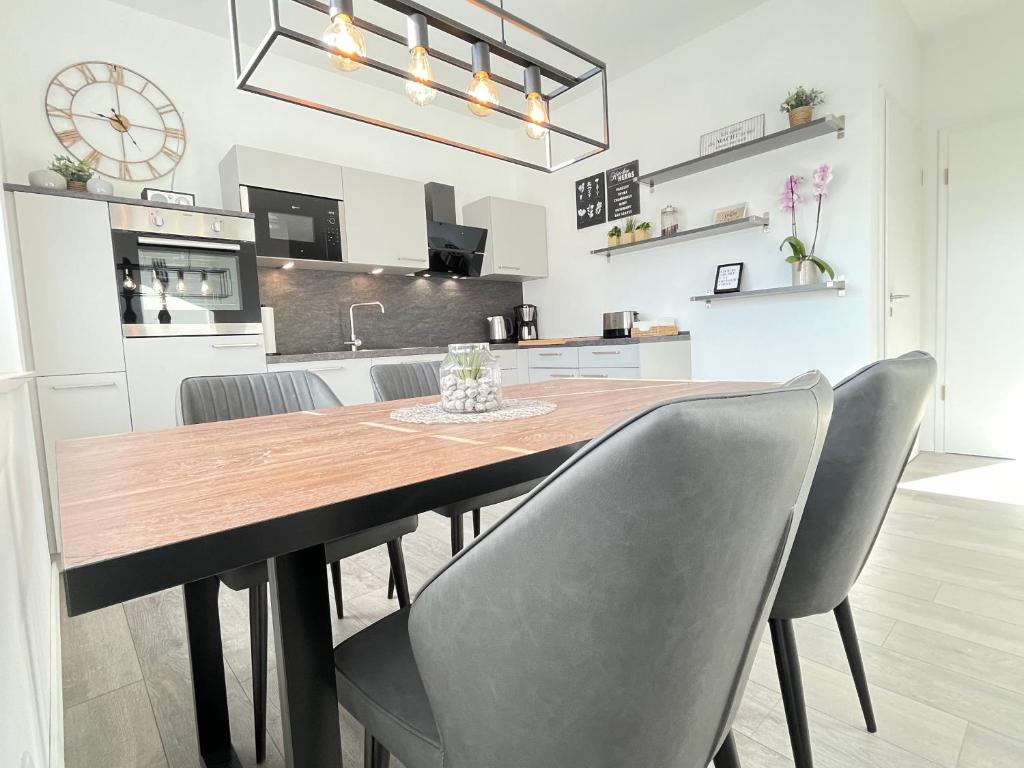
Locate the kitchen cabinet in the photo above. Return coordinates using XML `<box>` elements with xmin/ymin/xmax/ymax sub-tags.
<box><xmin>463</xmin><ymin>196</ymin><xmax>548</xmax><ymax>280</ymax></box>
<box><xmin>579</xmin><ymin>345</ymin><xmax>639</xmax><ymax>368</ymax></box>
<box><xmin>13</xmin><ymin>193</ymin><xmax>125</xmax><ymax>376</ymax></box>
<box><xmin>124</xmin><ymin>335</ymin><xmax>267</xmax><ymax>432</ymax></box>
<box><xmin>528</xmin><ymin>368</ymin><xmax>578</xmax><ymax>383</ymax></box>
<box><xmin>35</xmin><ymin>372</ymin><xmax>133</xmax><ymax>550</ymax></box>
<box><xmin>341</xmin><ymin>167</ymin><xmax>429</xmax><ymax>272</ymax></box>
<box><xmin>579</xmin><ymin>367</ymin><xmax>640</xmax><ymax>380</ymax></box>
<box><xmin>527</xmin><ymin>340</ymin><xmax>691</xmax><ymax>383</ymax></box>
<box><xmin>267</xmin><ymin>358</ymin><xmax>376</xmax><ymax>406</ymax></box>
<box><xmin>527</xmin><ymin>347</ymin><xmax>579</xmax><ymax>368</ymax></box>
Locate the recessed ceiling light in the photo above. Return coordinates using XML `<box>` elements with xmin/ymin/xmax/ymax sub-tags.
<box><xmin>370</xmin><ymin>267</ymin><xmax>384</xmax><ymax>274</ymax></box>
<box><xmin>282</xmin><ymin>261</ymin><xmax>295</xmax><ymax>270</ymax></box>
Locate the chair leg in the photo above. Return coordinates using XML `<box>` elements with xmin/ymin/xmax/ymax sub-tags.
<box><xmin>450</xmin><ymin>514</ymin><xmax>465</xmax><ymax>555</ymax></box>
<box><xmin>386</xmin><ymin>539</ymin><xmax>411</xmax><ymax>608</ymax></box>
<box><xmin>249</xmin><ymin>583</ymin><xmax>268</xmax><ymax>764</ymax></box>
<box><xmin>713</xmin><ymin>730</ymin><xmax>741</xmax><ymax>768</ymax></box>
<box><xmin>329</xmin><ymin>561</ymin><xmax>344</xmax><ymax>619</ymax></box>
<box><xmin>770</xmin><ymin>618</ymin><xmax>813</xmax><ymax>768</ymax></box>
<box><xmin>472</xmin><ymin>508</ymin><xmax>481</xmax><ymax>538</ymax></box>
<box><xmin>387</xmin><ymin>569</ymin><xmax>395</xmax><ymax>600</ymax></box>
<box><xmin>834</xmin><ymin>597</ymin><xmax>877</xmax><ymax>733</ymax></box>
<box><xmin>363</xmin><ymin>730</ymin><xmax>391</xmax><ymax>768</ymax></box>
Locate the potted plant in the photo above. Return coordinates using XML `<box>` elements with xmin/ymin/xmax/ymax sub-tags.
<box><xmin>634</xmin><ymin>221</ymin><xmax>652</xmax><ymax>242</ymax></box>
<box><xmin>49</xmin><ymin>154</ymin><xmax>94</xmax><ymax>192</ymax></box>
<box><xmin>779</xmin><ymin>165</ymin><xmax>836</xmax><ymax>285</ymax></box>
<box><xmin>622</xmin><ymin>216</ymin><xmax>637</xmax><ymax>245</ymax></box>
<box><xmin>607</xmin><ymin>225</ymin><xmax>621</xmax><ymax>247</ymax></box>
<box><xmin>780</xmin><ymin>86</ymin><xmax>825</xmax><ymax>128</ymax></box>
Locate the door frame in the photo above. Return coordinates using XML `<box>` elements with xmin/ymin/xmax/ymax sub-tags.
<box><xmin>934</xmin><ymin>129</ymin><xmax>951</xmax><ymax>453</ymax></box>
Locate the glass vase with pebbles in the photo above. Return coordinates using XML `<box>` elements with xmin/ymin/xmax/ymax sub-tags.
<box><xmin>440</xmin><ymin>343</ymin><xmax>502</xmax><ymax>413</ymax></box>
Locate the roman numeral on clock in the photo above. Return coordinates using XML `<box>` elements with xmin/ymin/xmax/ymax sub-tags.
<box><xmin>75</xmin><ymin>64</ymin><xmax>98</xmax><ymax>85</ymax></box>
<box><xmin>161</xmin><ymin>146</ymin><xmax>182</xmax><ymax>163</ymax></box>
<box><xmin>56</xmin><ymin>128</ymin><xmax>81</xmax><ymax>146</ymax></box>
<box><xmin>119</xmin><ymin>162</ymin><xmax>133</xmax><ymax>181</ymax></box>
<box><xmin>83</xmin><ymin>150</ymin><xmax>102</xmax><ymax>169</ymax></box>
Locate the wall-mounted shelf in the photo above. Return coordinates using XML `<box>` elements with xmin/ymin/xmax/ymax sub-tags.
<box><xmin>692</xmin><ymin>279</ymin><xmax>847</xmax><ymax>307</ymax></box>
<box><xmin>638</xmin><ymin>115</ymin><xmax>846</xmax><ymax>190</ymax></box>
<box><xmin>592</xmin><ymin>215</ymin><xmax>769</xmax><ymax>260</ymax></box>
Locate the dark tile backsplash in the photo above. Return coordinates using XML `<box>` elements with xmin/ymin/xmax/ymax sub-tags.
<box><xmin>258</xmin><ymin>268</ymin><xmax>524</xmax><ymax>354</ymax></box>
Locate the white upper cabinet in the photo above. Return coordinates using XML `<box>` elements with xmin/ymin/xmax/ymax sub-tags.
<box><xmin>463</xmin><ymin>196</ymin><xmax>548</xmax><ymax>280</ymax></box>
<box><xmin>341</xmin><ymin>167</ymin><xmax>428</xmax><ymax>272</ymax></box>
<box><xmin>14</xmin><ymin>193</ymin><xmax>125</xmax><ymax>376</ymax></box>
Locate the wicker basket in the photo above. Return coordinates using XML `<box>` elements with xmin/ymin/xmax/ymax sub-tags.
<box><xmin>788</xmin><ymin>106</ymin><xmax>814</xmax><ymax>127</ymax></box>
<box><xmin>631</xmin><ymin>325</ymin><xmax>679</xmax><ymax>338</ymax></box>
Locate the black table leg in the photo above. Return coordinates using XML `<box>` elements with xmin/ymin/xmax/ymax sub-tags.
<box><xmin>183</xmin><ymin>577</ymin><xmax>242</xmax><ymax>768</ymax></box>
<box><xmin>269</xmin><ymin>545</ymin><xmax>343</xmax><ymax>768</ymax></box>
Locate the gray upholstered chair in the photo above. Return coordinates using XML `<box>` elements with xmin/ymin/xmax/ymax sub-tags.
<box><xmin>337</xmin><ymin>372</ymin><xmax>834</xmax><ymax>768</ymax></box>
<box><xmin>178</xmin><ymin>370</ymin><xmax>418</xmax><ymax>763</ymax></box>
<box><xmin>768</xmin><ymin>352</ymin><xmax>937</xmax><ymax>768</ymax></box>
<box><xmin>370</xmin><ymin>361</ymin><xmax>541</xmax><ymax>555</ymax></box>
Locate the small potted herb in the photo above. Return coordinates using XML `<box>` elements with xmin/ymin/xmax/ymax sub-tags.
<box><xmin>780</xmin><ymin>86</ymin><xmax>825</xmax><ymax>128</ymax></box>
<box><xmin>622</xmin><ymin>216</ymin><xmax>637</xmax><ymax>245</ymax></box>
<box><xmin>607</xmin><ymin>225</ymin><xmax>621</xmax><ymax>247</ymax></box>
<box><xmin>634</xmin><ymin>221</ymin><xmax>652</xmax><ymax>242</ymax></box>
<box><xmin>49</xmin><ymin>154</ymin><xmax>94</xmax><ymax>192</ymax></box>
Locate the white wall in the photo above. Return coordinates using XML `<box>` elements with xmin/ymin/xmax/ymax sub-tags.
<box><xmin>520</xmin><ymin>0</ymin><xmax>914</xmax><ymax>383</ymax></box>
<box><xmin>0</xmin><ymin>0</ymin><xmax>528</xmax><ymax>213</ymax></box>
<box><xmin>920</xmin><ymin>0</ymin><xmax>1024</xmax><ymax>449</ymax></box>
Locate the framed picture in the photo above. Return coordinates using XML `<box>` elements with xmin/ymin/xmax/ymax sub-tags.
<box><xmin>712</xmin><ymin>203</ymin><xmax>749</xmax><ymax>225</ymax></box>
<box><xmin>714</xmin><ymin>262</ymin><xmax>743</xmax><ymax>294</ymax></box>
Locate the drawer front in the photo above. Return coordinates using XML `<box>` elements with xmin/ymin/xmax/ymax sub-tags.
<box><xmin>493</xmin><ymin>349</ymin><xmax>518</xmax><ymax>370</ymax></box>
<box><xmin>579</xmin><ymin>345</ymin><xmax>640</xmax><ymax>368</ymax></box>
<box><xmin>528</xmin><ymin>368</ymin><xmax>579</xmax><ymax>383</ymax></box>
<box><xmin>527</xmin><ymin>347</ymin><xmax>579</xmax><ymax>368</ymax></box>
<box><xmin>270</xmin><ymin>358</ymin><xmax>375</xmax><ymax>405</ymax></box>
<box><xmin>579</xmin><ymin>367</ymin><xmax>640</xmax><ymax>380</ymax></box>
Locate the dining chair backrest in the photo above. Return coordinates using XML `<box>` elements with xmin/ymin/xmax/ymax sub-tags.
<box><xmin>177</xmin><ymin>370</ymin><xmax>341</xmax><ymax>426</ymax></box>
<box><xmin>771</xmin><ymin>351</ymin><xmax>937</xmax><ymax>619</ymax></box>
<box><xmin>407</xmin><ymin>372</ymin><xmax>834</xmax><ymax>768</ymax></box>
<box><xmin>369</xmin><ymin>360</ymin><xmax>441</xmax><ymax>402</ymax></box>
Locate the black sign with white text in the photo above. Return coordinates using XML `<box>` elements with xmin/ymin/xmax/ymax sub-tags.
<box><xmin>606</xmin><ymin>160</ymin><xmax>640</xmax><ymax>220</ymax></box>
<box><xmin>574</xmin><ymin>173</ymin><xmax>606</xmax><ymax>229</ymax></box>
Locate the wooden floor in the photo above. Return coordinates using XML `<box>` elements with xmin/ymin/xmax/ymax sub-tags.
<box><xmin>60</xmin><ymin>452</ymin><xmax>1024</xmax><ymax>767</ymax></box>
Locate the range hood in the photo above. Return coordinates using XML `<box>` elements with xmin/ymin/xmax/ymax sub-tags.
<box><xmin>422</xmin><ymin>183</ymin><xmax>487</xmax><ymax>278</ymax></box>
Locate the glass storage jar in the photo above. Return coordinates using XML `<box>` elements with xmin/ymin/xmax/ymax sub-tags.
<box><xmin>661</xmin><ymin>205</ymin><xmax>679</xmax><ymax>236</ymax></box>
<box><xmin>440</xmin><ymin>343</ymin><xmax>502</xmax><ymax>413</ymax></box>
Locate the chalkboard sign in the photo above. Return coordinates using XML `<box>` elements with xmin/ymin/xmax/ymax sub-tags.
<box><xmin>574</xmin><ymin>173</ymin><xmax>606</xmax><ymax>229</ymax></box>
<box><xmin>606</xmin><ymin>160</ymin><xmax>640</xmax><ymax>220</ymax></box>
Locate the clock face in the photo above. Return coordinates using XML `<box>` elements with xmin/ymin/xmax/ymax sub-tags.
<box><xmin>45</xmin><ymin>61</ymin><xmax>186</xmax><ymax>182</ymax></box>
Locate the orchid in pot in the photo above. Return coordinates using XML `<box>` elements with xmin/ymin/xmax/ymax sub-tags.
<box><xmin>779</xmin><ymin>164</ymin><xmax>836</xmax><ymax>286</ymax></box>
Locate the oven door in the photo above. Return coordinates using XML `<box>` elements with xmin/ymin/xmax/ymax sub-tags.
<box><xmin>243</xmin><ymin>186</ymin><xmax>343</xmax><ymax>263</ymax></box>
<box><xmin>113</xmin><ymin>231</ymin><xmax>262</xmax><ymax>336</ymax></box>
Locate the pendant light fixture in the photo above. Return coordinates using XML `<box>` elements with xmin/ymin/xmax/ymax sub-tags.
<box><xmin>323</xmin><ymin>0</ymin><xmax>367</xmax><ymax>72</ymax></box>
<box><xmin>229</xmin><ymin>0</ymin><xmax>609</xmax><ymax>173</ymax></box>
<box><xmin>405</xmin><ymin>13</ymin><xmax>436</xmax><ymax>106</ymax></box>
<box><xmin>523</xmin><ymin>65</ymin><xmax>548</xmax><ymax>140</ymax></box>
<box><xmin>466</xmin><ymin>42</ymin><xmax>500</xmax><ymax>117</ymax></box>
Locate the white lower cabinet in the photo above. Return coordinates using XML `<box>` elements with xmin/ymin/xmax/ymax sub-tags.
<box><xmin>35</xmin><ymin>372</ymin><xmax>133</xmax><ymax>549</ymax></box>
<box><xmin>527</xmin><ymin>340</ymin><xmax>690</xmax><ymax>383</ymax></box>
<box><xmin>269</xmin><ymin>358</ymin><xmax>375</xmax><ymax>405</ymax></box>
<box><xmin>124</xmin><ymin>335</ymin><xmax>268</xmax><ymax>432</ymax></box>
<box><xmin>579</xmin><ymin>367</ymin><xmax>640</xmax><ymax>379</ymax></box>
<box><xmin>529</xmin><ymin>368</ymin><xmax>579</xmax><ymax>383</ymax></box>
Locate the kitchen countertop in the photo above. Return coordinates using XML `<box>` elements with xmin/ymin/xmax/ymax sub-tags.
<box><xmin>3</xmin><ymin>183</ymin><xmax>253</xmax><ymax>219</ymax></box>
<box><xmin>268</xmin><ymin>332</ymin><xmax>691</xmax><ymax>364</ymax></box>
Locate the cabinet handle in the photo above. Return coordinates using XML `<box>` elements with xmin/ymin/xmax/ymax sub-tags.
<box><xmin>398</xmin><ymin>257</ymin><xmax>426</xmax><ymax>263</ymax></box>
<box><xmin>48</xmin><ymin>381</ymin><xmax>117</xmax><ymax>391</ymax></box>
<box><xmin>308</xmin><ymin>364</ymin><xmax>345</xmax><ymax>372</ymax></box>
<box><xmin>591</xmin><ymin>350</ymin><xmax>621</xmax><ymax>356</ymax></box>
<box><xmin>211</xmin><ymin>342</ymin><xmax>261</xmax><ymax>349</ymax></box>
<box><xmin>550</xmin><ymin>373</ymin><xmax>575</xmax><ymax>378</ymax></box>
<box><xmin>499</xmin><ymin>265</ymin><xmax>522</xmax><ymax>270</ymax></box>
<box><xmin>581</xmin><ymin>374</ymin><xmax>609</xmax><ymax>378</ymax></box>
<box><xmin>537</xmin><ymin>352</ymin><xmax>562</xmax><ymax>357</ymax></box>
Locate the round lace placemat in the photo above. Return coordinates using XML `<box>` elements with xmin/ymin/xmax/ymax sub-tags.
<box><xmin>390</xmin><ymin>398</ymin><xmax>557</xmax><ymax>425</ymax></box>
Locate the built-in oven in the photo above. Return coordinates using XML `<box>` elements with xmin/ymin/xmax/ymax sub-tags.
<box><xmin>110</xmin><ymin>203</ymin><xmax>262</xmax><ymax>337</ymax></box>
<box><xmin>240</xmin><ymin>185</ymin><xmax>344</xmax><ymax>266</ymax></box>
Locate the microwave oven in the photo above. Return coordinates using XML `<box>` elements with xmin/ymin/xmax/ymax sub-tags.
<box><xmin>240</xmin><ymin>185</ymin><xmax>344</xmax><ymax>267</ymax></box>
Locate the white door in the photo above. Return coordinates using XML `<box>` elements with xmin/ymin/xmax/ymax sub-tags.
<box><xmin>944</xmin><ymin>116</ymin><xmax>1024</xmax><ymax>458</ymax></box>
<box><xmin>15</xmin><ymin>194</ymin><xmax>125</xmax><ymax>375</ymax></box>
<box><xmin>124</xmin><ymin>335</ymin><xmax>267</xmax><ymax>432</ymax></box>
<box><xmin>36</xmin><ymin>372</ymin><xmax>133</xmax><ymax>551</ymax></box>
<box><xmin>882</xmin><ymin>98</ymin><xmax>923</xmax><ymax>357</ymax></box>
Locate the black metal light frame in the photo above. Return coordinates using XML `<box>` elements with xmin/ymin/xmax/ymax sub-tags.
<box><xmin>227</xmin><ymin>0</ymin><xmax>610</xmax><ymax>172</ymax></box>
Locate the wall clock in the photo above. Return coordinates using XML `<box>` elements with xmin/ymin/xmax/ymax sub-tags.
<box><xmin>45</xmin><ymin>61</ymin><xmax>186</xmax><ymax>182</ymax></box>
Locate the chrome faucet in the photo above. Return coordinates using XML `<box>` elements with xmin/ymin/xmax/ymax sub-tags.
<box><xmin>345</xmin><ymin>302</ymin><xmax>384</xmax><ymax>350</ymax></box>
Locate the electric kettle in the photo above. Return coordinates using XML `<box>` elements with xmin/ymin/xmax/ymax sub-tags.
<box><xmin>486</xmin><ymin>315</ymin><xmax>515</xmax><ymax>343</ymax></box>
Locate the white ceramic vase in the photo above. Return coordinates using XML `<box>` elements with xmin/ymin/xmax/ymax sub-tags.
<box><xmin>86</xmin><ymin>176</ymin><xmax>114</xmax><ymax>195</ymax></box>
<box><xmin>28</xmin><ymin>169</ymin><xmax>65</xmax><ymax>190</ymax></box>
<box><xmin>792</xmin><ymin>260</ymin><xmax>820</xmax><ymax>286</ymax></box>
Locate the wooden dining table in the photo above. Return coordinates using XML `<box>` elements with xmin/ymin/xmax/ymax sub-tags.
<box><xmin>58</xmin><ymin>377</ymin><xmax>767</xmax><ymax>768</ymax></box>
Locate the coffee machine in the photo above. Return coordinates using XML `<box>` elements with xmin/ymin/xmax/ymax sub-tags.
<box><xmin>513</xmin><ymin>303</ymin><xmax>539</xmax><ymax>341</ymax></box>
